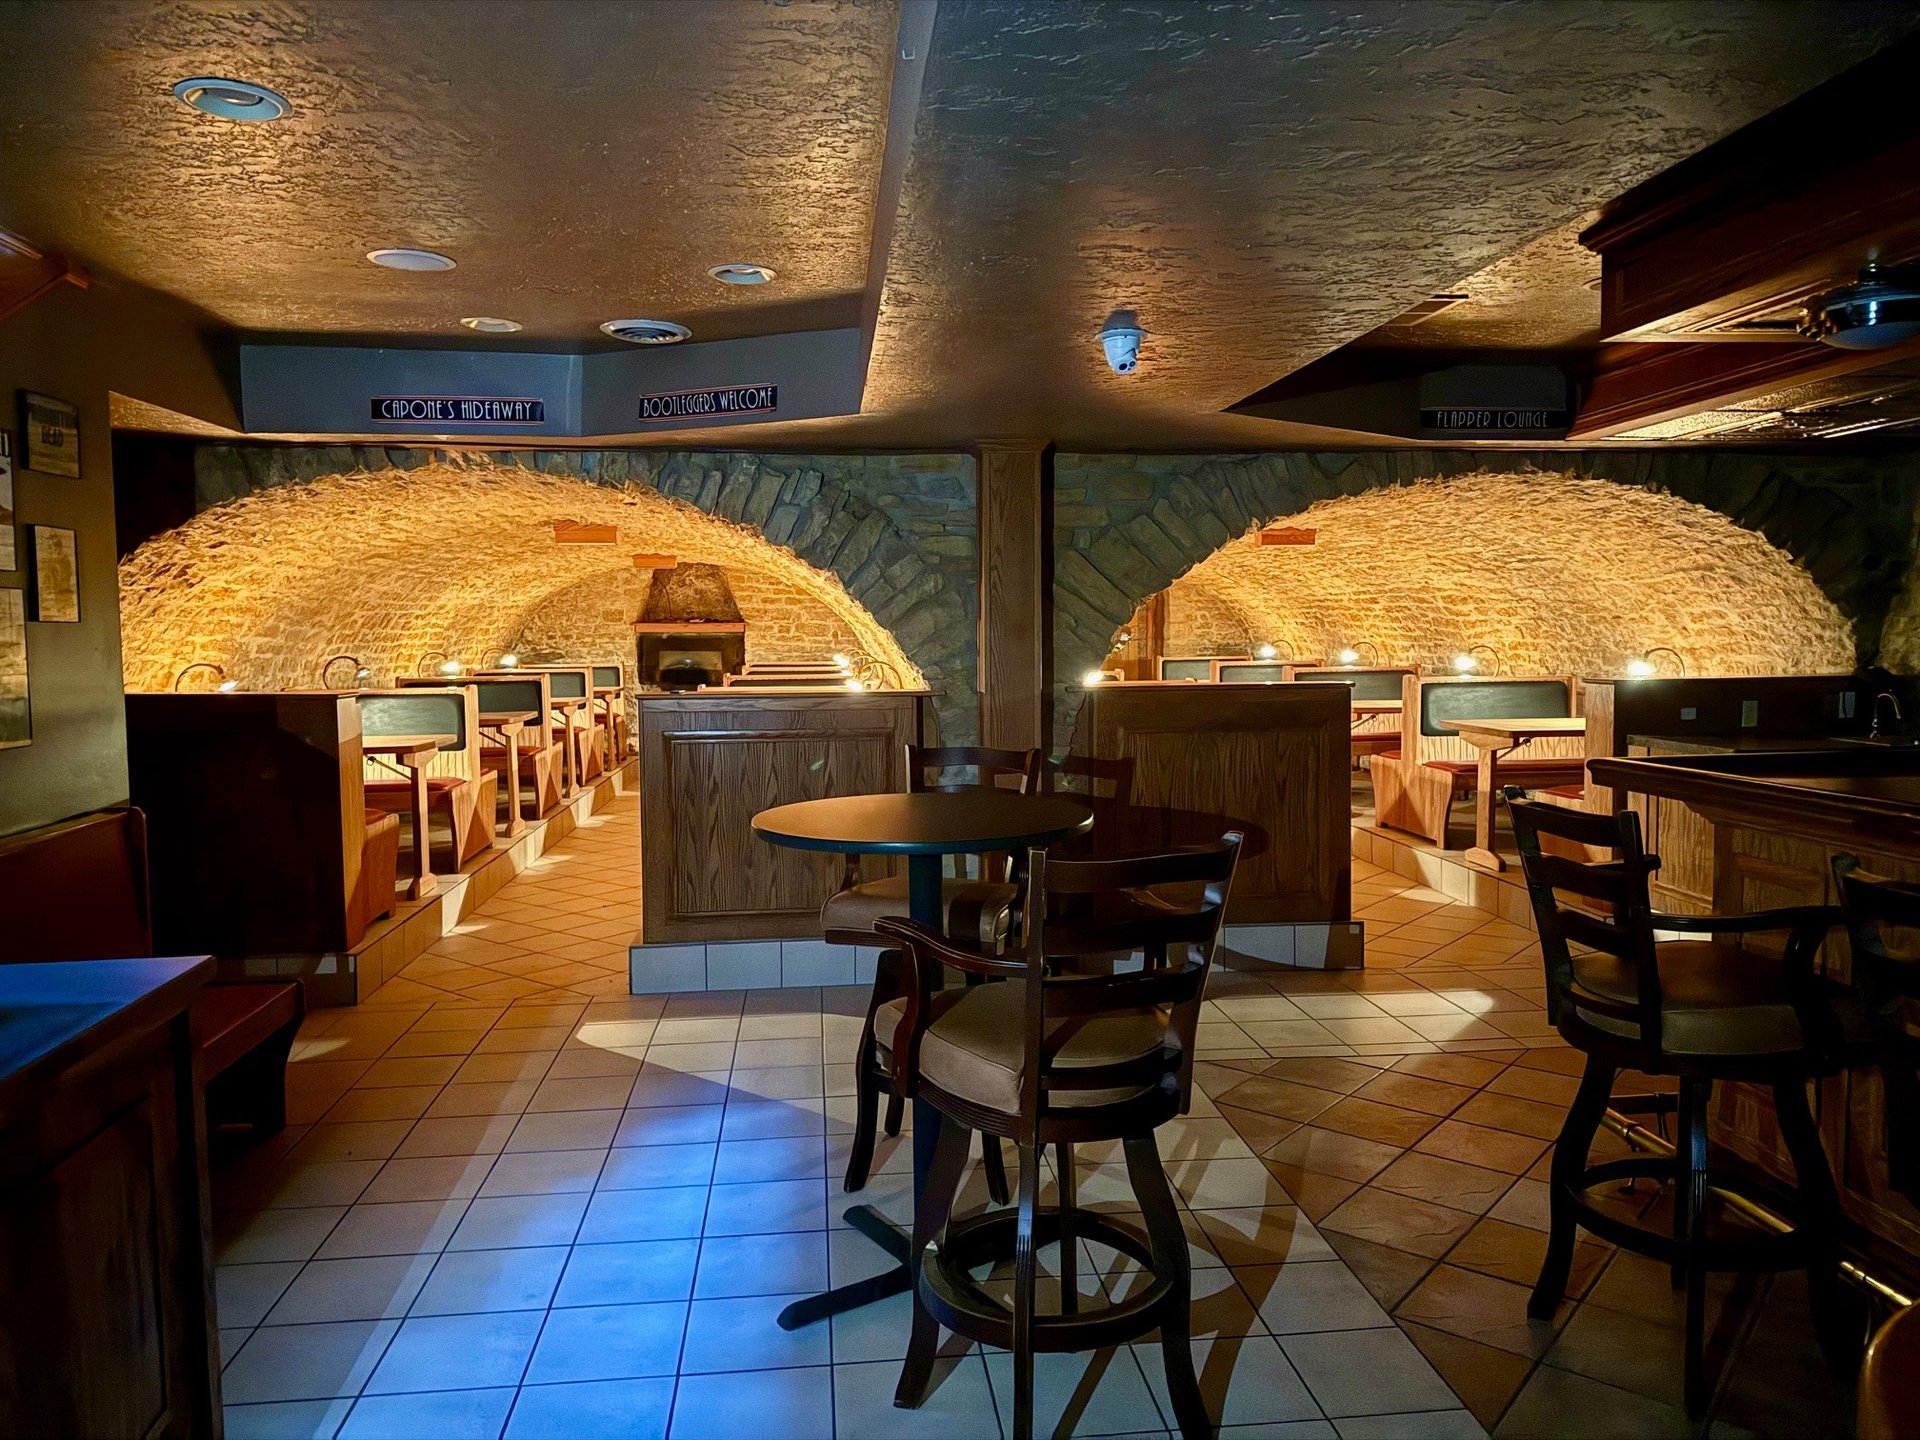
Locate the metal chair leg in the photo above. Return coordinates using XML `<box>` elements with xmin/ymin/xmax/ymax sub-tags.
<box><xmin>1012</xmin><ymin>1141</ymin><xmax>1041</xmax><ymax>1440</ymax></box>
<box><xmin>1056</xmin><ymin>1142</ymin><xmax>1079</xmax><ymax>1315</ymax></box>
<box><xmin>1680</xmin><ymin>1077</ymin><xmax>1712</xmax><ymax>1418</ymax></box>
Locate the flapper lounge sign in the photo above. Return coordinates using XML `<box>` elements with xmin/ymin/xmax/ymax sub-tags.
<box><xmin>372</xmin><ymin>396</ymin><xmax>546</xmax><ymax>424</ymax></box>
<box><xmin>1419</xmin><ymin>407</ymin><xmax>1569</xmax><ymax>431</ymax></box>
<box><xmin>638</xmin><ymin>384</ymin><xmax>778</xmax><ymax>422</ymax></box>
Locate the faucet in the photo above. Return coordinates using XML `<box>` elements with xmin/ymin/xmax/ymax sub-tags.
<box><xmin>1872</xmin><ymin>691</ymin><xmax>1905</xmax><ymax>738</ymax></box>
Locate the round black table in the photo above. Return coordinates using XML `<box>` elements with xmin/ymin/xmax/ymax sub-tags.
<box><xmin>753</xmin><ymin>790</ymin><xmax>1093</xmax><ymax>932</ymax></box>
<box><xmin>752</xmin><ymin>789</ymin><xmax>1093</xmax><ymax>1330</ymax></box>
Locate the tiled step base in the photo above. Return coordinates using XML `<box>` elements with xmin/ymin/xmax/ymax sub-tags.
<box><xmin>1352</xmin><ymin>818</ymin><xmax>1538</xmax><ymax>933</ymax></box>
<box><xmin>629</xmin><ymin>919</ymin><xmax>1366</xmax><ymax>995</ymax></box>
<box><xmin>230</xmin><ymin>759</ymin><xmax>638</xmax><ymax>1007</ymax></box>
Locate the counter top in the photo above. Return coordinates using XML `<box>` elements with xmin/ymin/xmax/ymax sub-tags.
<box><xmin>636</xmin><ymin>687</ymin><xmax>934</xmax><ymax>701</ymax></box>
<box><xmin>0</xmin><ymin>956</ymin><xmax>213</xmax><ymax>1113</ymax></box>
<box><xmin>1626</xmin><ymin>732</ymin><xmax>1871</xmax><ymax>756</ymax></box>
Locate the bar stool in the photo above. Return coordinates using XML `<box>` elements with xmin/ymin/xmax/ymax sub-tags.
<box><xmin>1833</xmin><ymin>856</ymin><xmax>1920</xmax><ymax>1202</ymax></box>
<box><xmin>823</xmin><ymin>744</ymin><xmax>1042</xmax><ymax>1196</ymax></box>
<box><xmin>873</xmin><ymin>832</ymin><xmax>1241</xmax><ymax>1440</ymax></box>
<box><xmin>1507</xmin><ymin>791</ymin><xmax>1864</xmax><ymax>1416</ymax></box>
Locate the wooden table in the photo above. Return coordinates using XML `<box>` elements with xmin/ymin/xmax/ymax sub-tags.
<box><xmin>551</xmin><ymin>696</ymin><xmax>592</xmax><ymax>797</ymax></box>
<box><xmin>364</xmin><ymin>733</ymin><xmax>454</xmax><ymax>899</ymax></box>
<box><xmin>1351</xmin><ymin>698</ymin><xmax>1401</xmax><ymax>728</ymax></box>
<box><xmin>1445</xmin><ymin>715</ymin><xmax>1588</xmax><ymax>872</ymax></box>
<box><xmin>479</xmin><ymin>709</ymin><xmax>537</xmax><ymax>838</ymax></box>
<box><xmin>752</xmin><ymin>790</ymin><xmax>1091</xmax><ymax>1331</ymax></box>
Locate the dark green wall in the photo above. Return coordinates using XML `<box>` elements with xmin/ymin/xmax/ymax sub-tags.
<box><xmin>0</xmin><ymin>274</ymin><xmax>235</xmax><ymax>838</ymax></box>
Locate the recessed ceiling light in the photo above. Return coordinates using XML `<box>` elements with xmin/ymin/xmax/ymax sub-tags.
<box><xmin>600</xmin><ymin>318</ymin><xmax>691</xmax><ymax>345</ymax></box>
<box><xmin>172</xmin><ymin>77</ymin><xmax>291</xmax><ymax>121</ymax></box>
<box><xmin>460</xmin><ymin>316</ymin><xmax>523</xmax><ymax>333</ymax></box>
<box><xmin>707</xmin><ymin>263</ymin><xmax>776</xmax><ymax>286</ymax></box>
<box><xmin>367</xmin><ymin>247</ymin><xmax>456</xmax><ymax>272</ymax></box>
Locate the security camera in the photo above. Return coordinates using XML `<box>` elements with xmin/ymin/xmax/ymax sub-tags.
<box><xmin>1096</xmin><ymin>311</ymin><xmax>1146</xmax><ymax>374</ymax></box>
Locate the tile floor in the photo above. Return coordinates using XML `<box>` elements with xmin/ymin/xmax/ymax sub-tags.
<box><xmin>213</xmin><ymin>797</ymin><xmax>1850</xmax><ymax>1439</ymax></box>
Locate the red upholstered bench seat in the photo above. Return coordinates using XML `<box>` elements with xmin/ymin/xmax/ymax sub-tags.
<box><xmin>365</xmin><ymin>777</ymin><xmax>465</xmax><ymax>795</ymax></box>
<box><xmin>1544</xmin><ymin>783</ymin><xmax>1586</xmax><ymax>800</ymax></box>
<box><xmin>1424</xmin><ymin>758</ymin><xmax>1584</xmax><ymax>778</ymax></box>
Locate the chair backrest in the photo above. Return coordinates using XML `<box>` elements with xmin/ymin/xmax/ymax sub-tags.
<box><xmin>1401</xmin><ymin>673</ymin><xmax>1580</xmax><ymax>765</ymax></box>
<box><xmin>1211</xmin><ymin>658</ymin><xmax>1288</xmax><ymax>683</ymax></box>
<box><xmin>906</xmin><ymin>744</ymin><xmax>1041</xmax><ymax>795</ymax></box>
<box><xmin>590</xmin><ymin>664</ymin><xmax>624</xmax><ymax>690</ymax></box>
<box><xmin>356</xmin><ymin>687</ymin><xmax>479</xmax><ymax>782</ymax></box>
<box><xmin>1505</xmin><ymin>788</ymin><xmax>1664</xmax><ymax>1043</ymax></box>
<box><xmin>1158</xmin><ymin>655</ymin><xmax>1229</xmax><ymax>681</ymax></box>
<box><xmin>1833</xmin><ymin>856</ymin><xmax>1920</xmax><ymax>1201</ymax></box>
<box><xmin>521</xmin><ymin>665</ymin><xmax>590</xmax><ymax>700</ymax></box>
<box><xmin>1285</xmin><ymin>665</ymin><xmax>1413</xmax><ymax>701</ymax></box>
<box><xmin>1021</xmin><ymin>833</ymin><xmax>1243</xmax><ymax>1115</ymax></box>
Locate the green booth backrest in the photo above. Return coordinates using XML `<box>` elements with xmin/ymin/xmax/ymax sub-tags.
<box><xmin>591</xmin><ymin>665</ymin><xmax>622</xmax><ymax>688</ymax></box>
<box><xmin>1420</xmin><ymin>679</ymin><xmax>1571</xmax><ymax>737</ymax></box>
<box><xmin>473</xmin><ymin>679</ymin><xmax>545</xmax><ymax>715</ymax></box>
<box><xmin>1215</xmin><ymin>661</ymin><xmax>1288</xmax><ymax>683</ymax></box>
<box><xmin>357</xmin><ymin>692</ymin><xmax>467</xmax><ymax>749</ymax></box>
<box><xmin>542</xmin><ymin>670</ymin><xmax>588</xmax><ymax>699</ymax></box>
<box><xmin>1159</xmin><ymin>657</ymin><xmax>1219</xmax><ymax>681</ymax></box>
<box><xmin>1293</xmin><ymin>667</ymin><xmax>1412</xmax><ymax>701</ymax></box>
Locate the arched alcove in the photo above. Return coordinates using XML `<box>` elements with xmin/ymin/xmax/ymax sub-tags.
<box><xmin>118</xmin><ymin>461</ymin><xmax>924</xmax><ymax>703</ymax></box>
<box><xmin>1144</xmin><ymin>472</ymin><xmax>1855</xmax><ymax>676</ymax></box>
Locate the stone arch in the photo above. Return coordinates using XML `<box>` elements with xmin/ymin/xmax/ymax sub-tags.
<box><xmin>149</xmin><ymin>446</ymin><xmax>980</xmax><ymax>740</ymax></box>
<box><xmin>1053</xmin><ymin>451</ymin><xmax>1896</xmax><ymax>743</ymax></box>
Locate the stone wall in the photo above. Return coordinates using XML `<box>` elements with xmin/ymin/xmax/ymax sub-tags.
<box><xmin>166</xmin><ymin>445</ymin><xmax>979</xmax><ymax>741</ymax></box>
<box><xmin>1054</xmin><ymin>449</ymin><xmax>1920</xmax><ymax>744</ymax></box>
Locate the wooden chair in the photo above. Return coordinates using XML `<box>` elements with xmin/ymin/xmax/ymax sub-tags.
<box><xmin>1832</xmin><ymin>856</ymin><xmax>1920</xmax><ymax>1203</ymax></box>
<box><xmin>873</xmin><ymin>832</ymin><xmax>1242</xmax><ymax>1440</ymax></box>
<box><xmin>1859</xmin><ymin>1300</ymin><xmax>1920</xmax><ymax>1440</ymax></box>
<box><xmin>826</xmin><ymin>744</ymin><xmax>1042</xmax><ymax>1196</ymax></box>
<box><xmin>1507</xmin><ymin>790</ymin><xmax>1863</xmax><ymax>1415</ymax></box>
<box><xmin>471</xmin><ymin>674</ymin><xmax>565</xmax><ymax>819</ymax></box>
<box><xmin>359</xmin><ymin>688</ymin><xmax>500</xmax><ymax>870</ymax></box>
<box><xmin>1373</xmin><ymin>674</ymin><xmax>1585</xmax><ymax>847</ymax></box>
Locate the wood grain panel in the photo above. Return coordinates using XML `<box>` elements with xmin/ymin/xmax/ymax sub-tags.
<box><xmin>638</xmin><ymin>691</ymin><xmax>925</xmax><ymax>943</ymax></box>
<box><xmin>1071</xmin><ymin>683</ymin><xmax>1349</xmax><ymax>924</ymax></box>
<box><xmin>978</xmin><ymin>440</ymin><xmax>1047</xmax><ymax>751</ymax></box>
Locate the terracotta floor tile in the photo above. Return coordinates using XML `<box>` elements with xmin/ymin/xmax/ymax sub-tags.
<box><xmin>1446</xmin><ymin>1215</ymin><xmax>1610</xmax><ymax>1298</ymax></box>
<box><xmin>1321</xmin><ymin>1185</ymin><xmax>1477</xmax><ymax>1258</ymax></box>
<box><xmin>1414</xmin><ymin>1119</ymin><xmax>1551</xmax><ymax>1176</ymax></box>
<box><xmin>1263</xmin><ymin>1124</ymin><xmax>1404</xmax><ymax>1183</ymax></box>
<box><xmin>1371</xmin><ymin>1151</ymin><xmax>1514</xmax><ymax>1216</ymax></box>
<box><xmin>1213</xmin><ymin>1073</ymin><xmax>1345</xmax><ymax>1124</ymax></box>
<box><xmin>1259</xmin><ymin>1055</ymin><xmax>1392</xmax><ymax>1094</ymax></box>
<box><xmin>1453</xmin><ymin>1091</ymin><xmax>1568</xmax><ymax>1142</ymax></box>
<box><xmin>1399</xmin><ymin>1318</ymin><xmax>1535</xmax><ymax>1432</ymax></box>
<box><xmin>1391</xmin><ymin>1051</ymin><xmax>1515</xmax><ymax>1088</ymax></box>
<box><xmin>1354</xmin><ymin>1069</ymin><xmax>1475</xmax><ymax>1117</ymax></box>
<box><xmin>1311</xmin><ymin>1094</ymin><xmax>1441</xmax><ymax>1148</ymax></box>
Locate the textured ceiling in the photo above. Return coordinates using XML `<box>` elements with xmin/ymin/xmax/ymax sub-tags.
<box><xmin>0</xmin><ymin>0</ymin><xmax>894</xmax><ymax>344</ymax></box>
<box><xmin>1</xmin><ymin>1</ymin><xmax>1914</xmax><ymax>448</ymax></box>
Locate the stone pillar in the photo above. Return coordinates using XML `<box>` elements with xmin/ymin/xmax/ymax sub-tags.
<box><xmin>976</xmin><ymin>439</ymin><xmax>1049</xmax><ymax>752</ymax></box>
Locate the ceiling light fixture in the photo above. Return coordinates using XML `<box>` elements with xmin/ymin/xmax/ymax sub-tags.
<box><xmin>1799</xmin><ymin>264</ymin><xmax>1920</xmax><ymax>350</ymax></box>
<box><xmin>600</xmin><ymin>318</ymin><xmax>691</xmax><ymax>345</ymax></box>
<box><xmin>172</xmin><ymin>77</ymin><xmax>290</xmax><ymax>121</ymax></box>
<box><xmin>368</xmin><ymin>247</ymin><xmax>456</xmax><ymax>272</ymax></box>
<box><xmin>460</xmin><ymin>316</ymin><xmax>523</xmax><ymax>334</ymax></box>
<box><xmin>707</xmin><ymin>263</ymin><xmax>776</xmax><ymax>286</ymax></box>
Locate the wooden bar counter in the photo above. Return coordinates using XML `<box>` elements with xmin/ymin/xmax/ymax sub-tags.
<box><xmin>1591</xmin><ymin>744</ymin><xmax>1920</xmax><ymax>1280</ymax></box>
<box><xmin>636</xmin><ymin>687</ymin><xmax>932</xmax><ymax>945</ymax></box>
<box><xmin>1069</xmin><ymin>680</ymin><xmax>1350</xmax><ymax>924</ymax></box>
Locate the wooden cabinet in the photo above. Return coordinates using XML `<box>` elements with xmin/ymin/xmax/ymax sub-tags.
<box><xmin>637</xmin><ymin>691</ymin><xmax>928</xmax><ymax>944</ymax></box>
<box><xmin>0</xmin><ymin>957</ymin><xmax>219</xmax><ymax>1438</ymax></box>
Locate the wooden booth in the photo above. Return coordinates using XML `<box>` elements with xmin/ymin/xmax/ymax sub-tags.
<box><xmin>358</xmin><ymin>687</ymin><xmax>498</xmax><ymax>883</ymax></box>
<box><xmin>1068</xmin><ymin>680</ymin><xmax>1350</xmax><ymax>924</ymax></box>
<box><xmin>635</xmin><ymin>687</ymin><xmax>932</xmax><ymax>944</ymax></box>
<box><xmin>126</xmin><ymin>692</ymin><xmax>400</xmax><ymax>954</ymax></box>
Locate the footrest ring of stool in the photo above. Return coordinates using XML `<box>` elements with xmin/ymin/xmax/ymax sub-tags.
<box><xmin>1565</xmin><ymin>1156</ymin><xmax>1818</xmax><ymax>1273</ymax></box>
<box><xmin>921</xmin><ymin>1208</ymin><xmax>1175</xmax><ymax>1353</ymax></box>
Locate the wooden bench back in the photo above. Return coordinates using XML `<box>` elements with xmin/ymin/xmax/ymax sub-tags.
<box><xmin>356</xmin><ymin>686</ymin><xmax>480</xmax><ymax>783</ymax></box>
<box><xmin>466</xmin><ymin>675</ymin><xmax>555</xmax><ymax>748</ymax></box>
<box><xmin>0</xmin><ymin>807</ymin><xmax>152</xmax><ymax>961</ymax></box>
<box><xmin>517</xmin><ymin>665</ymin><xmax>591</xmax><ymax>701</ymax></box>
<box><xmin>1284</xmin><ymin>665</ymin><xmax>1414</xmax><ymax>701</ymax></box>
<box><xmin>1158</xmin><ymin>654</ymin><xmax>1237</xmax><ymax>681</ymax></box>
<box><xmin>1211</xmin><ymin>658</ymin><xmax>1288</xmax><ymax>683</ymax></box>
<box><xmin>1399</xmin><ymin>673</ymin><xmax>1582</xmax><ymax>765</ymax></box>
<box><xmin>590</xmin><ymin>664</ymin><xmax>625</xmax><ymax>690</ymax></box>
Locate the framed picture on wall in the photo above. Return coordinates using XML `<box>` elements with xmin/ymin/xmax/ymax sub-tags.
<box><xmin>27</xmin><ymin>525</ymin><xmax>78</xmax><ymax>622</ymax></box>
<box><xmin>0</xmin><ymin>587</ymin><xmax>28</xmax><ymax>749</ymax></box>
<box><xmin>19</xmin><ymin>391</ymin><xmax>80</xmax><ymax>478</ymax></box>
<box><xmin>0</xmin><ymin>431</ymin><xmax>13</xmax><ymax>571</ymax></box>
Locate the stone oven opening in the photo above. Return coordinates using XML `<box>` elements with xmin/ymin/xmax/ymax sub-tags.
<box><xmin>635</xmin><ymin>563</ymin><xmax>747</xmax><ymax>690</ymax></box>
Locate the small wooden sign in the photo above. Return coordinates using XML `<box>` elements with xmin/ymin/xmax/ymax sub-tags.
<box><xmin>631</xmin><ymin>553</ymin><xmax>677</xmax><ymax>569</ymax></box>
<box><xmin>638</xmin><ymin>383</ymin><xmax>777</xmax><ymax>423</ymax></box>
<box><xmin>1257</xmin><ymin>527</ymin><xmax>1317</xmax><ymax>546</ymax></box>
<box><xmin>552</xmin><ymin>521</ymin><xmax>618</xmax><ymax>544</ymax></box>
<box><xmin>371</xmin><ymin>396</ymin><xmax>546</xmax><ymax>424</ymax></box>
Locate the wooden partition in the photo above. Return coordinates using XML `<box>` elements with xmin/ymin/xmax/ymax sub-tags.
<box><xmin>591</xmin><ymin>662</ymin><xmax>630</xmax><ymax>760</ymax></box>
<box><xmin>409</xmin><ymin>674</ymin><xmax>564</xmax><ymax>818</ymax></box>
<box><xmin>1069</xmin><ymin>681</ymin><xmax>1350</xmax><ymax>923</ymax></box>
<box><xmin>515</xmin><ymin>666</ymin><xmax>601</xmax><ymax>781</ymax></box>
<box><xmin>637</xmin><ymin>690</ymin><xmax>931</xmax><ymax>944</ymax></box>
<box><xmin>1282</xmin><ymin>664</ymin><xmax>1415</xmax><ymax>700</ymax></box>
<box><xmin>127</xmin><ymin>692</ymin><xmax>375</xmax><ymax>954</ymax></box>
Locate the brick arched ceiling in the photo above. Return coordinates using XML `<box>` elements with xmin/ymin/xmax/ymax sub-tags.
<box><xmin>1152</xmin><ymin>471</ymin><xmax>1854</xmax><ymax>679</ymax></box>
<box><xmin>117</xmin><ymin>461</ymin><xmax>921</xmax><ymax>694</ymax></box>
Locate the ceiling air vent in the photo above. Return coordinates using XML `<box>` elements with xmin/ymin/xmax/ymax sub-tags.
<box><xmin>1386</xmin><ymin>294</ymin><xmax>1470</xmax><ymax>327</ymax></box>
<box><xmin>599</xmin><ymin>318</ymin><xmax>691</xmax><ymax>345</ymax></box>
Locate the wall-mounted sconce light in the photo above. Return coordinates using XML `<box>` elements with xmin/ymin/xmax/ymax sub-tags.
<box><xmin>1336</xmin><ymin>641</ymin><xmax>1380</xmax><ymax>667</ymax></box>
<box><xmin>416</xmin><ymin>650</ymin><xmax>466</xmax><ymax>677</ymax></box>
<box><xmin>438</xmin><ymin>660</ymin><xmax>467</xmax><ymax>678</ymax></box>
<box><xmin>485</xmin><ymin>650</ymin><xmax>521</xmax><ymax>669</ymax></box>
<box><xmin>174</xmin><ymin>661</ymin><xmax>238</xmax><ymax>693</ymax></box>
<box><xmin>1082</xmin><ymin>669</ymin><xmax>1109</xmax><ymax>686</ymax></box>
<box><xmin>1451</xmin><ymin>645</ymin><xmax>1500</xmax><ymax>677</ymax></box>
<box><xmin>1625</xmin><ymin>646</ymin><xmax>1686</xmax><ymax>679</ymax></box>
<box><xmin>319</xmin><ymin>654</ymin><xmax>372</xmax><ymax>689</ymax></box>
<box><xmin>1253</xmin><ymin>641</ymin><xmax>1293</xmax><ymax>663</ymax></box>
<box><xmin>831</xmin><ymin>653</ymin><xmax>852</xmax><ymax>671</ymax></box>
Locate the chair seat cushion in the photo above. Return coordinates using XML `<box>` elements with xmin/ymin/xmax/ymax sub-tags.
<box><xmin>1571</xmin><ymin>940</ymin><xmax>1868</xmax><ymax>1056</ymax></box>
<box><xmin>874</xmin><ymin>983</ymin><xmax>1168</xmax><ymax>1113</ymax></box>
<box><xmin>821</xmin><ymin>875</ymin><xmax>1019</xmax><ymax>948</ymax></box>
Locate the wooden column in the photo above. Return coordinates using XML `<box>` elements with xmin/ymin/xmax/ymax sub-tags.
<box><xmin>976</xmin><ymin>439</ymin><xmax>1048</xmax><ymax>751</ymax></box>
